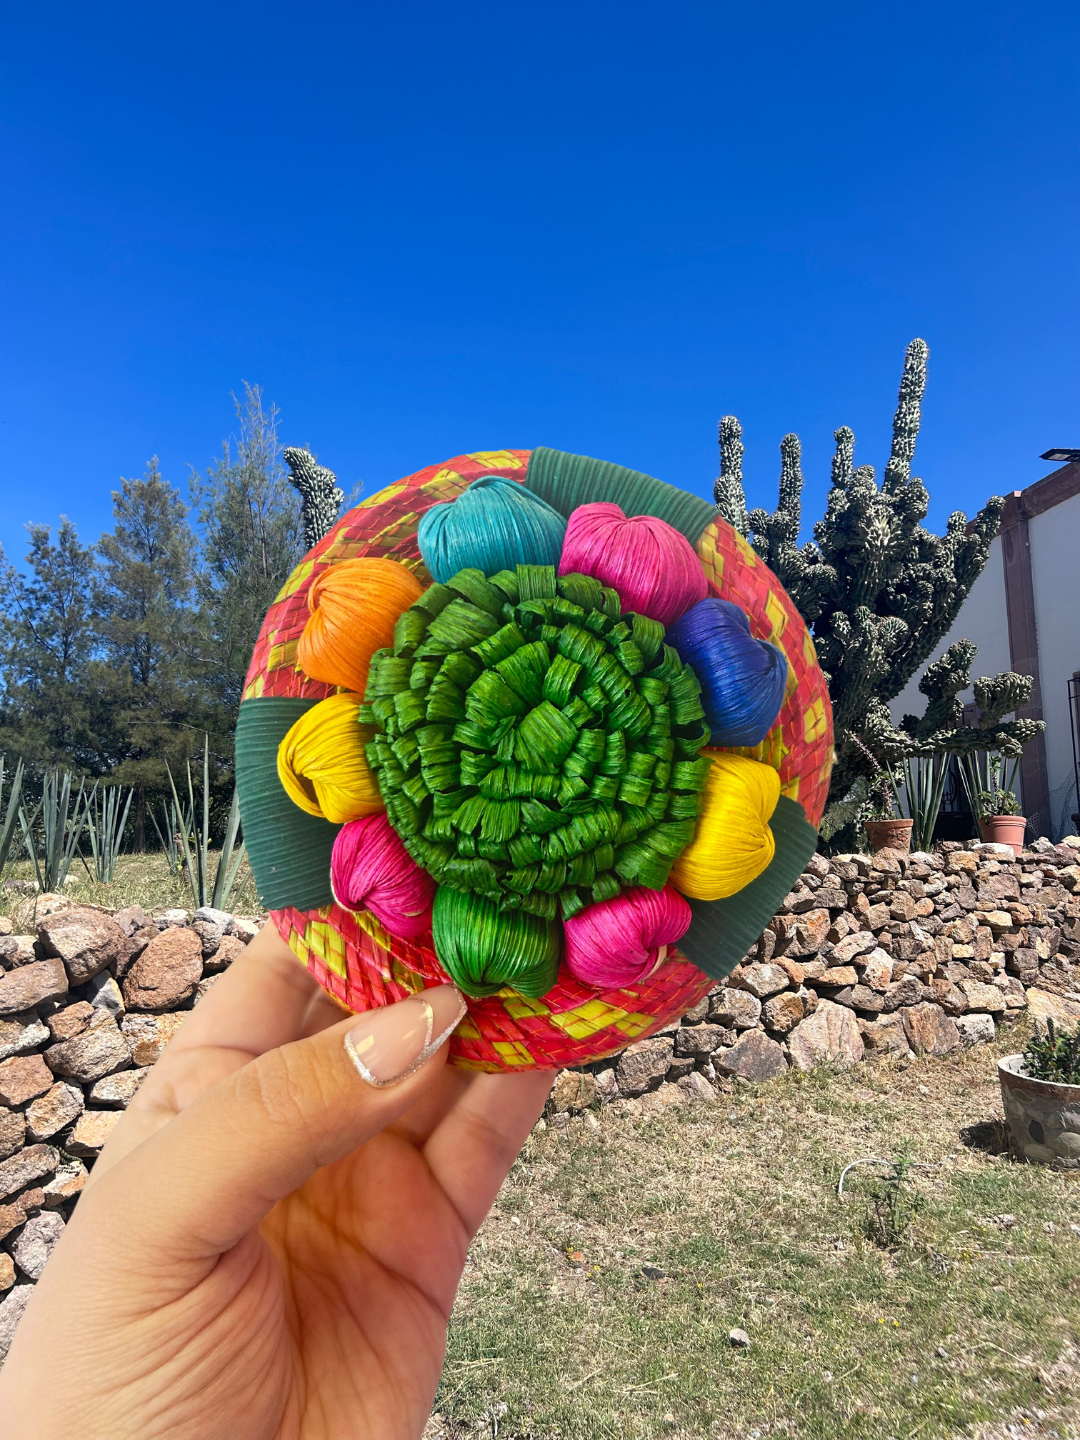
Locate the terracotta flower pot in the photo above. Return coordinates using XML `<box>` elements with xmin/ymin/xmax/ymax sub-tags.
<box><xmin>998</xmin><ymin>1055</ymin><xmax>1080</xmax><ymax>1167</ymax></box>
<box><xmin>864</xmin><ymin>818</ymin><xmax>913</xmax><ymax>854</ymax></box>
<box><xmin>979</xmin><ymin>815</ymin><xmax>1027</xmax><ymax>856</ymax></box>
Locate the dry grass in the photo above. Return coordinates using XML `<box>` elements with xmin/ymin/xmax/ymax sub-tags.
<box><xmin>436</xmin><ymin>1039</ymin><xmax>1080</xmax><ymax>1440</ymax></box>
<box><xmin>1</xmin><ymin>851</ymin><xmax>263</xmax><ymax>921</ymax></box>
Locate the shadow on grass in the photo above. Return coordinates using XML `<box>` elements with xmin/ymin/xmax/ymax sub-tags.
<box><xmin>958</xmin><ymin>1116</ymin><xmax>1012</xmax><ymax>1156</ymax></box>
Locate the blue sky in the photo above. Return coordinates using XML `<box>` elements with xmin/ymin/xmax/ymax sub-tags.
<box><xmin>2</xmin><ymin>1</ymin><xmax>1077</xmax><ymax>563</ymax></box>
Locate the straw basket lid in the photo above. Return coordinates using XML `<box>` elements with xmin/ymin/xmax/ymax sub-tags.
<box><xmin>236</xmin><ymin>448</ymin><xmax>833</xmax><ymax>1072</ymax></box>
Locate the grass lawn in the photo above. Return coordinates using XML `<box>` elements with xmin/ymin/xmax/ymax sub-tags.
<box><xmin>435</xmin><ymin>1039</ymin><xmax>1080</xmax><ymax>1440</ymax></box>
<box><xmin>9</xmin><ymin>857</ymin><xmax>1079</xmax><ymax>1436</ymax></box>
<box><xmin>2</xmin><ymin>850</ymin><xmax>263</xmax><ymax>919</ymax></box>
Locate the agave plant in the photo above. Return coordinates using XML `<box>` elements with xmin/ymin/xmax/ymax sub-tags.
<box><xmin>85</xmin><ymin>783</ymin><xmax>134</xmax><ymax>883</ymax></box>
<box><xmin>0</xmin><ymin>756</ymin><xmax>26</xmax><ymax>879</ymax></box>
<box><xmin>163</xmin><ymin>738</ymin><xmax>247</xmax><ymax>910</ymax></box>
<box><xmin>18</xmin><ymin>768</ymin><xmax>90</xmax><ymax>893</ymax></box>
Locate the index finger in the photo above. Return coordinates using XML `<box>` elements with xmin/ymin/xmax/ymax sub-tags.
<box><xmin>91</xmin><ymin>925</ymin><xmax>328</xmax><ymax>1181</ymax></box>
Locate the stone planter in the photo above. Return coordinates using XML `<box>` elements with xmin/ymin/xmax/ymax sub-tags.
<box><xmin>864</xmin><ymin>818</ymin><xmax>913</xmax><ymax>853</ymax></box>
<box><xmin>998</xmin><ymin>1055</ymin><xmax>1080</xmax><ymax>1167</ymax></box>
<box><xmin>979</xmin><ymin>815</ymin><xmax>1027</xmax><ymax>856</ymax></box>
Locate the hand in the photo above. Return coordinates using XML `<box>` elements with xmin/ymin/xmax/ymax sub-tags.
<box><xmin>0</xmin><ymin>924</ymin><xmax>552</xmax><ymax>1439</ymax></box>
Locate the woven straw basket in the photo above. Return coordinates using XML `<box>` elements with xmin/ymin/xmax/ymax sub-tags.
<box><xmin>235</xmin><ymin>448</ymin><xmax>833</xmax><ymax>1071</ymax></box>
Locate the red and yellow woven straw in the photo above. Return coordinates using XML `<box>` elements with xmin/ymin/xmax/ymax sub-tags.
<box><xmin>241</xmin><ymin>449</ymin><xmax>833</xmax><ymax>1071</ymax></box>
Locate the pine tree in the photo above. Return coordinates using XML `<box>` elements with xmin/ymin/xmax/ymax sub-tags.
<box><xmin>191</xmin><ymin>385</ymin><xmax>303</xmax><ymax>716</ymax></box>
<box><xmin>93</xmin><ymin>459</ymin><xmax>204</xmax><ymax>846</ymax></box>
<box><xmin>0</xmin><ymin>519</ymin><xmax>100</xmax><ymax>767</ymax></box>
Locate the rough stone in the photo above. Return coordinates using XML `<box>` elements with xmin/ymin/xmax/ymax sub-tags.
<box><xmin>111</xmin><ymin>904</ymin><xmax>153</xmax><ymax>936</ymax></box>
<box><xmin>85</xmin><ymin>971</ymin><xmax>125</xmax><ymax>1017</ymax></box>
<box><xmin>960</xmin><ymin>980</ymin><xmax>1006</xmax><ymax>1014</ymax></box>
<box><xmin>787</xmin><ymin>999</ymin><xmax>864</xmax><ymax>1071</ymax></box>
<box><xmin>946</xmin><ymin>851</ymin><xmax>979</xmax><ymax>874</ymax></box>
<box><xmin>121</xmin><ymin>1011</ymin><xmax>187</xmax><ymax>1065</ymax></box>
<box><xmin>0</xmin><ymin>936</ymin><xmax>37</xmax><ymax>968</ymax></box>
<box><xmin>762</xmin><ymin>992</ymin><xmax>805</xmax><ymax>1035</ymax></box>
<box><xmin>231</xmin><ymin>917</ymin><xmax>260</xmax><ymax>944</ymax></box>
<box><xmin>850</xmin><ymin>985</ymin><xmax>884</xmax><ymax>1013</ymax></box>
<box><xmin>0</xmin><ymin>1107</ymin><xmax>25</xmax><ymax>1161</ymax></box>
<box><xmin>616</xmin><ymin>1038</ymin><xmax>674</xmax><ymax>1097</ymax></box>
<box><xmin>195</xmin><ymin>975</ymin><xmax>220</xmax><ymax>1004</ymax></box>
<box><xmin>1026</xmin><ymin>989</ymin><xmax>1080</xmax><ymax>1029</ymax></box>
<box><xmin>955</xmin><ymin>1013</ymin><xmax>997</xmax><ymax>1046</ymax></box>
<box><xmin>42</xmin><ymin>1160</ymin><xmax>88</xmax><ymax>1208</ymax></box>
<box><xmin>45</xmin><ymin>1000</ymin><xmax>94</xmax><ymax>1040</ymax></box>
<box><xmin>123</xmin><ymin>925</ymin><xmax>203</xmax><ymax>1010</ymax></box>
<box><xmin>714</xmin><ymin>1029</ymin><xmax>787</xmax><ymax>1081</ymax></box>
<box><xmin>881</xmin><ymin>974</ymin><xmax>925</xmax><ymax>1012</ymax></box>
<box><xmin>790</xmin><ymin>909</ymin><xmax>831</xmax><ymax>956</ymax></box>
<box><xmin>9</xmin><ymin>892</ymin><xmax>70</xmax><ymax>935</ymax></box>
<box><xmin>36</xmin><ymin>906</ymin><xmax>131</xmax><ymax>984</ymax></box>
<box><xmin>831</xmin><ymin>931</ymin><xmax>877</xmax><ymax>965</ymax></box>
<box><xmin>739</xmin><ymin>963</ymin><xmax>790</xmax><ymax>999</ymax></box>
<box><xmin>709</xmin><ymin>988</ymin><xmax>762</xmax><ymax>1030</ymax></box>
<box><xmin>0</xmin><ymin>1012</ymin><xmax>49</xmax><ymax>1064</ymax></box>
<box><xmin>674</xmin><ymin>1024</ymin><xmax>730</xmax><ymax>1057</ymax></box>
<box><xmin>931</xmin><ymin>978</ymin><xmax>969</xmax><ymax>1015</ymax></box>
<box><xmin>193</xmin><ymin>904</ymin><xmax>233</xmax><ymax>931</ymax></box>
<box><xmin>25</xmin><ymin>1082</ymin><xmax>84</xmax><ymax>1142</ymax></box>
<box><xmin>11</xmin><ymin>1210</ymin><xmax>65</xmax><ymax>1280</ymax></box>
<box><xmin>983</xmin><ymin>910</ymin><xmax>1015</xmax><ymax>932</ymax></box>
<box><xmin>0</xmin><ymin>1253</ymin><xmax>12</xmax><ymax>1291</ymax></box>
<box><xmin>860</xmin><ymin>1013</ymin><xmax>912</xmax><ymax>1060</ymax></box>
<box><xmin>0</xmin><ymin>1202</ymin><xmax>27</xmax><ymax>1242</ymax></box>
<box><xmin>155</xmin><ymin>908</ymin><xmax>190</xmax><ymax>928</ymax></box>
<box><xmin>594</xmin><ymin>1068</ymin><xmax>619</xmax><ymax>1104</ymax></box>
<box><xmin>89</xmin><ymin>1066</ymin><xmax>150</xmax><ymax>1108</ymax></box>
<box><xmin>0</xmin><ymin>1144</ymin><xmax>59</xmax><ymax>1200</ymax></box>
<box><xmin>813</xmin><ymin>966</ymin><xmax>859</xmax><ymax>989</ymax></box>
<box><xmin>0</xmin><ymin>1284</ymin><xmax>33</xmax><ymax>1360</ymax></box>
<box><xmin>550</xmin><ymin>1070</ymin><xmax>595</xmax><ymax>1112</ymax></box>
<box><xmin>203</xmin><ymin>933</ymin><xmax>245</xmax><ymax>973</ymax></box>
<box><xmin>116</xmin><ymin>929</ymin><xmax>155</xmax><ymax>978</ymax></box>
<box><xmin>0</xmin><ymin>1053</ymin><xmax>54</xmax><ymax>1107</ymax></box>
<box><xmin>44</xmin><ymin>1010</ymin><xmax>130</xmax><ymax>1083</ymax></box>
<box><xmin>0</xmin><ymin>958</ymin><xmax>68</xmax><ymax>1016</ymax></box>
<box><xmin>890</xmin><ymin>893</ymin><xmax>916</xmax><ymax>921</ymax></box>
<box><xmin>861</xmin><ymin>949</ymin><xmax>894</xmax><ymax>992</ymax></box>
<box><xmin>677</xmin><ymin>1071</ymin><xmax>717</xmax><ymax>1101</ymax></box>
<box><xmin>66</xmin><ymin>1108</ymin><xmax>122</xmax><ymax>1157</ymax></box>
<box><xmin>902</xmin><ymin>1002</ymin><xmax>961</xmax><ymax>1056</ymax></box>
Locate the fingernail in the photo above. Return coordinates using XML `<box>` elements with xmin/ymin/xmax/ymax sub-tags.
<box><xmin>344</xmin><ymin>985</ymin><xmax>467</xmax><ymax>1088</ymax></box>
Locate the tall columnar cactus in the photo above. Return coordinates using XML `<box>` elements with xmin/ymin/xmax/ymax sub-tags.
<box><xmin>283</xmin><ymin>447</ymin><xmax>345</xmax><ymax>550</ymax></box>
<box><xmin>714</xmin><ymin>340</ymin><xmax>1007</xmax><ymax>836</ymax></box>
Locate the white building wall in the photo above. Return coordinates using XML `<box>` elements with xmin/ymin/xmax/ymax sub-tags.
<box><xmin>890</xmin><ymin>534</ymin><xmax>1011</xmax><ymax>725</ymax></box>
<box><xmin>1028</xmin><ymin>492</ymin><xmax>1080</xmax><ymax>833</ymax></box>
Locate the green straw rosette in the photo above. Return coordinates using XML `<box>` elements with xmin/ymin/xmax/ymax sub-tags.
<box><xmin>358</xmin><ymin>564</ymin><xmax>713</xmax><ymax>992</ymax></box>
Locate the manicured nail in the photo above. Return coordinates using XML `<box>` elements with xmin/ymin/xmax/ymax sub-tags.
<box><xmin>344</xmin><ymin>985</ymin><xmax>467</xmax><ymax>1087</ymax></box>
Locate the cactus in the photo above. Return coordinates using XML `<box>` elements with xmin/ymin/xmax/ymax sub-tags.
<box><xmin>283</xmin><ymin>447</ymin><xmax>345</xmax><ymax>550</ymax></box>
<box><xmin>714</xmin><ymin>340</ymin><xmax>1011</xmax><ymax>844</ymax></box>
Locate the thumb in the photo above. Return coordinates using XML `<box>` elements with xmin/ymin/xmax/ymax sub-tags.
<box><xmin>85</xmin><ymin>983</ymin><xmax>467</xmax><ymax>1263</ymax></box>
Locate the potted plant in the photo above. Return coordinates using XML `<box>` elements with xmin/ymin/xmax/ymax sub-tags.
<box><xmin>999</xmin><ymin>1018</ymin><xmax>1080</xmax><ymax>1167</ymax></box>
<box><xmin>852</xmin><ymin>738</ymin><xmax>914</xmax><ymax>854</ymax></box>
<box><xmin>961</xmin><ymin>751</ymin><xmax>1027</xmax><ymax>855</ymax></box>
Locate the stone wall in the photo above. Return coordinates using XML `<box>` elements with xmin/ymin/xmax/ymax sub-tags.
<box><xmin>547</xmin><ymin>837</ymin><xmax>1080</xmax><ymax>1116</ymax></box>
<box><xmin>0</xmin><ymin>898</ymin><xmax>259</xmax><ymax>1359</ymax></box>
<box><xmin>2</xmin><ymin>835</ymin><xmax>1080</xmax><ymax>1353</ymax></box>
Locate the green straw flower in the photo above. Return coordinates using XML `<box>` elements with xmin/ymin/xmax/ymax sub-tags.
<box><xmin>360</xmin><ymin>564</ymin><xmax>711</xmax><ymax>995</ymax></box>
